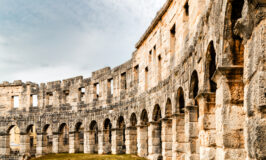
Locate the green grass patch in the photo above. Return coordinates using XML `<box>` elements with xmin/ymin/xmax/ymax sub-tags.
<box><xmin>32</xmin><ymin>153</ymin><xmax>147</xmax><ymax>160</ymax></box>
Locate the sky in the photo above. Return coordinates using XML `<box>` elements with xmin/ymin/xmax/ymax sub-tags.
<box><xmin>0</xmin><ymin>0</ymin><xmax>165</xmax><ymax>83</ymax></box>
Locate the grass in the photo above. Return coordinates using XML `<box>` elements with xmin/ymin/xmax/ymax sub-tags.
<box><xmin>31</xmin><ymin>153</ymin><xmax>147</xmax><ymax>160</ymax></box>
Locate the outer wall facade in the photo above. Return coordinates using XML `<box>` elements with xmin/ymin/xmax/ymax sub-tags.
<box><xmin>0</xmin><ymin>0</ymin><xmax>265</xmax><ymax>160</ymax></box>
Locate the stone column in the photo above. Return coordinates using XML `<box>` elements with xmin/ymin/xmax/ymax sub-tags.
<box><xmin>111</xmin><ymin>128</ymin><xmax>118</xmax><ymax>154</ymax></box>
<box><xmin>0</xmin><ymin>134</ymin><xmax>10</xmax><ymax>156</ymax></box>
<box><xmin>88</xmin><ymin>130</ymin><xmax>98</xmax><ymax>153</ymax></box>
<box><xmin>125</xmin><ymin>126</ymin><xmax>137</xmax><ymax>154</ymax></box>
<box><xmin>83</xmin><ymin>131</ymin><xmax>90</xmax><ymax>153</ymax></box>
<box><xmin>98</xmin><ymin>130</ymin><xmax>111</xmax><ymax>154</ymax></box>
<box><xmin>52</xmin><ymin>133</ymin><xmax>59</xmax><ymax>153</ymax></box>
<box><xmin>111</xmin><ymin>128</ymin><xmax>125</xmax><ymax>154</ymax></box>
<box><xmin>213</xmin><ymin>68</ymin><xmax>246</xmax><ymax>160</ymax></box>
<box><xmin>69</xmin><ymin>132</ymin><xmax>75</xmax><ymax>153</ymax></box>
<box><xmin>148</xmin><ymin>121</ymin><xmax>162</xmax><ymax>160</ymax></box>
<box><xmin>161</xmin><ymin>118</ymin><xmax>172</xmax><ymax>160</ymax></box>
<box><xmin>185</xmin><ymin>102</ymin><xmax>199</xmax><ymax>160</ymax></box>
<box><xmin>20</xmin><ymin>133</ymin><xmax>30</xmax><ymax>156</ymax></box>
<box><xmin>172</xmin><ymin>114</ymin><xmax>185</xmax><ymax>159</ymax></box>
<box><xmin>36</xmin><ymin>133</ymin><xmax>44</xmax><ymax>157</ymax></box>
<box><xmin>197</xmin><ymin>93</ymin><xmax>216</xmax><ymax>160</ymax></box>
<box><xmin>137</xmin><ymin>125</ymin><xmax>148</xmax><ymax>157</ymax></box>
<box><xmin>98</xmin><ymin>130</ymin><xmax>104</xmax><ymax>154</ymax></box>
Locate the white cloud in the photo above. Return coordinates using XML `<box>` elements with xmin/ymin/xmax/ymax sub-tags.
<box><xmin>0</xmin><ymin>0</ymin><xmax>166</xmax><ymax>83</ymax></box>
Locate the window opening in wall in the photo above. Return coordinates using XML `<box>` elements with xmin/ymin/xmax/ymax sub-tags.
<box><xmin>153</xmin><ymin>45</ymin><xmax>156</xmax><ymax>55</ymax></box>
<box><xmin>32</xmin><ymin>95</ymin><xmax>38</xmax><ymax>107</ymax></box>
<box><xmin>108</xmin><ymin>79</ymin><xmax>113</xmax><ymax>96</ymax></box>
<box><xmin>170</xmin><ymin>24</ymin><xmax>176</xmax><ymax>54</ymax></box>
<box><xmin>184</xmin><ymin>1</ymin><xmax>189</xmax><ymax>16</ymax></box>
<box><xmin>46</xmin><ymin>92</ymin><xmax>53</xmax><ymax>106</ymax></box>
<box><xmin>158</xmin><ymin>55</ymin><xmax>162</xmax><ymax>82</ymax></box>
<box><xmin>63</xmin><ymin>90</ymin><xmax>70</xmax><ymax>104</ymax></box>
<box><xmin>94</xmin><ymin>83</ymin><xmax>99</xmax><ymax>98</ymax></box>
<box><xmin>12</xmin><ymin>96</ymin><xmax>19</xmax><ymax>108</ymax></box>
<box><xmin>149</xmin><ymin>50</ymin><xmax>152</xmax><ymax>63</ymax></box>
<box><xmin>145</xmin><ymin>67</ymin><xmax>149</xmax><ymax>90</ymax></box>
<box><xmin>134</xmin><ymin>65</ymin><xmax>139</xmax><ymax>83</ymax></box>
<box><xmin>79</xmin><ymin>88</ymin><xmax>85</xmax><ymax>97</ymax></box>
<box><xmin>121</xmin><ymin>72</ymin><xmax>127</xmax><ymax>90</ymax></box>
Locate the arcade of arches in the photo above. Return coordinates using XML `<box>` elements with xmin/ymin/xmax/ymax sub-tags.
<box><xmin>0</xmin><ymin>0</ymin><xmax>265</xmax><ymax>160</ymax></box>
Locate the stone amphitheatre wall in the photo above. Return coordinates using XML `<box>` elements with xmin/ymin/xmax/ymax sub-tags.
<box><xmin>0</xmin><ymin>0</ymin><xmax>265</xmax><ymax>160</ymax></box>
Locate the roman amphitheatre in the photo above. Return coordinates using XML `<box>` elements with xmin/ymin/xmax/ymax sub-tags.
<box><xmin>0</xmin><ymin>0</ymin><xmax>265</xmax><ymax>160</ymax></box>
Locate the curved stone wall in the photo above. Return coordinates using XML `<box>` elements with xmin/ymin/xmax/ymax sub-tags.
<box><xmin>0</xmin><ymin>0</ymin><xmax>265</xmax><ymax>160</ymax></box>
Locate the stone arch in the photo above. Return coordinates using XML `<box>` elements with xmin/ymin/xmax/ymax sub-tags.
<box><xmin>88</xmin><ymin>120</ymin><xmax>98</xmax><ymax>153</ymax></box>
<box><xmin>102</xmin><ymin>118</ymin><xmax>112</xmax><ymax>154</ymax></box>
<box><xmin>206</xmin><ymin>41</ymin><xmax>217</xmax><ymax>92</ymax></box>
<box><xmin>174</xmin><ymin>87</ymin><xmax>186</xmax><ymax>158</ymax></box>
<box><xmin>58</xmin><ymin>123</ymin><xmax>69</xmax><ymax>153</ymax></box>
<box><xmin>130</xmin><ymin>113</ymin><xmax>137</xmax><ymax>127</ymax></box>
<box><xmin>165</xmin><ymin>98</ymin><xmax>172</xmax><ymax>118</ymax></box>
<box><xmin>73</xmin><ymin>122</ymin><xmax>84</xmax><ymax>153</ymax></box>
<box><xmin>188</xmin><ymin>70</ymin><xmax>200</xmax><ymax>158</ymax></box>
<box><xmin>138</xmin><ymin>109</ymin><xmax>149</xmax><ymax>157</ymax></box>
<box><xmin>150</xmin><ymin>104</ymin><xmax>162</xmax><ymax>159</ymax></box>
<box><xmin>162</xmin><ymin>99</ymin><xmax>173</xmax><ymax>159</ymax></box>
<box><xmin>189</xmin><ymin>70</ymin><xmax>199</xmax><ymax>100</ymax></box>
<box><xmin>42</xmin><ymin>124</ymin><xmax>53</xmax><ymax>154</ymax></box>
<box><xmin>224</xmin><ymin>0</ymin><xmax>245</xmax><ymax>65</ymax></box>
<box><xmin>7</xmin><ymin>125</ymin><xmax>21</xmax><ymax>155</ymax></box>
<box><xmin>23</xmin><ymin>124</ymin><xmax>37</xmax><ymax>156</ymax></box>
<box><xmin>115</xmin><ymin>116</ymin><xmax>126</xmax><ymax>154</ymax></box>
<box><xmin>177</xmin><ymin>87</ymin><xmax>185</xmax><ymax>114</ymax></box>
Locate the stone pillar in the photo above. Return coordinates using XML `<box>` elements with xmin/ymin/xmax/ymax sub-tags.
<box><xmin>213</xmin><ymin>68</ymin><xmax>246</xmax><ymax>160</ymax></box>
<box><xmin>98</xmin><ymin>130</ymin><xmax>111</xmax><ymax>154</ymax></box>
<box><xmin>185</xmin><ymin>102</ymin><xmax>199</xmax><ymax>160</ymax></box>
<box><xmin>111</xmin><ymin>128</ymin><xmax>125</xmax><ymax>154</ymax></box>
<box><xmin>69</xmin><ymin>132</ymin><xmax>75</xmax><ymax>153</ymax></box>
<box><xmin>148</xmin><ymin>121</ymin><xmax>162</xmax><ymax>160</ymax></box>
<box><xmin>137</xmin><ymin>125</ymin><xmax>148</xmax><ymax>157</ymax></box>
<box><xmin>161</xmin><ymin>118</ymin><xmax>172</xmax><ymax>160</ymax></box>
<box><xmin>125</xmin><ymin>127</ymin><xmax>137</xmax><ymax>154</ymax></box>
<box><xmin>20</xmin><ymin>133</ymin><xmax>30</xmax><ymax>156</ymax></box>
<box><xmin>197</xmin><ymin>93</ymin><xmax>216</xmax><ymax>160</ymax></box>
<box><xmin>98</xmin><ymin>130</ymin><xmax>104</xmax><ymax>154</ymax></box>
<box><xmin>83</xmin><ymin>131</ymin><xmax>89</xmax><ymax>153</ymax></box>
<box><xmin>172</xmin><ymin>114</ymin><xmax>186</xmax><ymax>159</ymax></box>
<box><xmin>87</xmin><ymin>130</ymin><xmax>98</xmax><ymax>153</ymax></box>
<box><xmin>52</xmin><ymin>133</ymin><xmax>59</xmax><ymax>153</ymax></box>
<box><xmin>36</xmin><ymin>133</ymin><xmax>44</xmax><ymax>157</ymax></box>
<box><xmin>0</xmin><ymin>134</ymin><xmax>10</xmax><ymax>156</ymax></box>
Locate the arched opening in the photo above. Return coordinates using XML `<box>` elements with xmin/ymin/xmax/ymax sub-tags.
<box><xmin>103</xmin><ymin>118</ymin><xmax>112</xmax><ymax>154</ymax></box>
<box><xmin>162</xmin><ymin>99</ymin><xmax>173</xmax><ymax>159</ymax></box>
<box><xmin>189</xmin><ymin>71</ymin><xmax>199</xmax><ymax>119</ymax></box>
<box><xmin>207</xmin><ymin>41</ymin><xmax>217</xmax><ymax>92</ymax></box>
<box><xmin>25</xmin><ymin>125</ymin><xmax>37</xmax><ymax>157</ymax></box>
<box><xmin>138</xmin><ymin>109</ymin><xmax>148</xmax><ymax>157</ymax></box>
<box><xmin>165</xmin><ymin>98</ymin><xmax>172</xmax><ymax>118</ymax></box>
<box><xmin>175</xmin><ymin>87</ymin><xmax>186</xmax><ymax>158</ymax></box>
<box><xmin>189</xmin><ymin>71</ymin><xmax>200</xmax><ymax>157</ymax></box>
<box><xmin>89</xmin><ymin>121</ymin><xmax>98</xmax><ymax>153</ymax></box>
<box><xmin>43</xmin><ymin>124</ymin><xmax>53</xmax><ymax>154</ymax></box>
<box><xmin>229</xmin><ymin>0</ymin><xmax>245</xmax><ymax>65</ymax></box>
<box><xmin>116</xmin><ymin>116</ymin><xmax>126</xmax><ymax>154</ymax></box>
<box><xmin>126</xmin><ymin>113</ymin><xmax>137</xmax><ymax>154</ymax></box>
<box><xmin>74</xmin><ymin>122</ymin><xmax>84</xmax><ymax>153</ymax></box>
<box><xmin>150</xmin><ymin>104</ymin><xmax>162</xmax><ymax>159</ymax></box>
<box><xmin>58</xmin><ymin>123</ymin><xmax>69</xmax><ymax>153</ymax></box>
<box><xmin>177</xmin><ymin>87</ymin><xmax>185</xmax><ymax>114</ymax></box>
<box><xmin>8</xmin><ymin>125</ymin><xmax>20</xmax><ymax>155</ymax></box>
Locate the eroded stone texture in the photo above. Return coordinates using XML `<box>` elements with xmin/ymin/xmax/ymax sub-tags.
<box><xmin>0</xmin><ymin>0</ymin><xmax>265</xmax><ymax>160</ymax></box>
